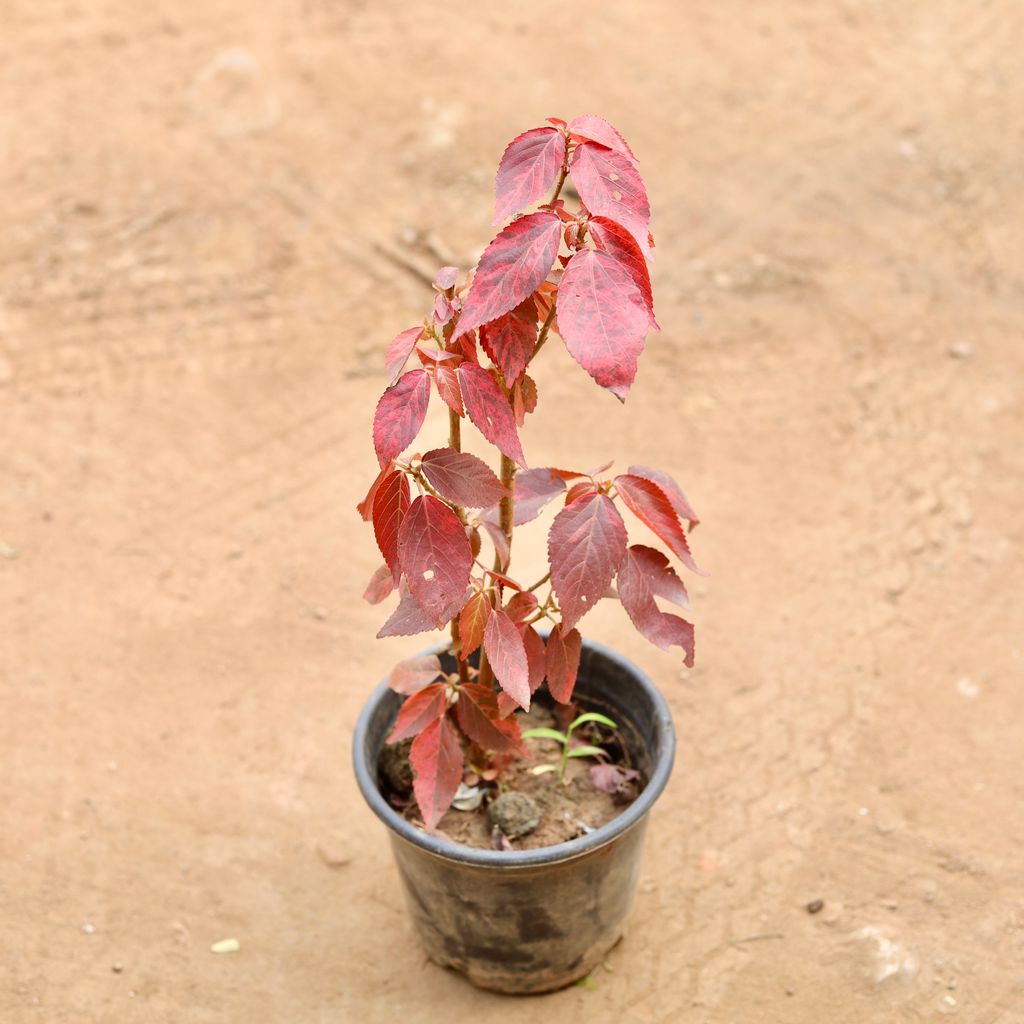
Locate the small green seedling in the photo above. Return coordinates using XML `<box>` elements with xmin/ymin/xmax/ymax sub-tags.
<box><xmin>522</xmin><ymin>712</ymin><xmax>619</xmax><ymax>783</ymax></box>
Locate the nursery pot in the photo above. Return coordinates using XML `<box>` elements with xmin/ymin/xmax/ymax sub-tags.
<box><xmin>352</xmin><ymin>637</ymin><xmax>676</xmax><ymax>994</ymax></box>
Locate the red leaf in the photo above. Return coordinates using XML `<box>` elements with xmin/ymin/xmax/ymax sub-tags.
<box><xmin>433</xmin><ymin>293</ymin><xmax>454</xmax><ymax>325</ymax></box>
<box><xmin>506</xmin><ymin>590</ymin><xmax>539</xmax><ymax>623</ymax></box>
<box><xmin>627</xmin><ymin>464</ymin><xmax>700</xmax><ymax>529</ymax></box>
<box><xmin>457</xmin><ymin>362</ymin><xmax>527</xmax><ymax>468</ymax></box>
<box><xmin>480</xmin><ymin>518</ymin><xmax>511</xmax><ymax>570</ymax></box>
<box><xmin>518</xmin><ymin>374</ymin><xmax>538</xmax><ymax>415</ymax></box>
<box><xmin>522</xmin><ymin>624</ymin><xmax>547</xmax><ymax>693</ymax></box>
<box><xmin>568</xmin><ymin>115</ymin><xmax>638</xmax><ymax>164</ymax></box>
<box><xmin>479</xmin><ymin>297</ymin><xmax>538</xmax><ymax>383</ymax></box>
<box><xmin>421</xmin><ymin>448</ymin><xmax>509</xmax><ymax>508</ymax></box>
<box><xmin>372</xmin><ymin>470</ymin><xmax>411</xmax><ymax>584</ymax></box>
<box><xmin>483</xmin><ymin>608</ymin><xmax>531</xmax><ymax>711</ymax></box>
<box><xmin>483</xmin><ymin>566</ymin><xmax>522</xmax><ymax>591</ymax></box>
<box><xmin>357</xmin><ymin>463</ymin><xmax>391</xmax><ymax>521</ymax></box>
<box><xmin>377</xmin><ymin>585</ymin><xmax>441</xmax><ymax>638</ymax></box>
<box><xmin>569</xmin><ymin>142</ymin><xmax>651</xmax><ymax>255</ymax></box>
<box><xmin>388</xmin><ymin>654</ymin><xmax>444</xmax><ymax>696</ymax></box>
<box><xmin>398</xmin><ymin>496</ymin><xmax>474</xmax><ymax>626</ymax></box>
<box><xmin>434</xmin><ymin>265</ymin><xmax>459</xmax><ymax>290</ymax></box>
<box><xmin>589</xmin><ymin>762</ymin><xmax>641</xmax><ymax>795</ymax></box>
<box><xmin>618</xmin><ymin>546</ymin><xmax>695</xmax><ymax>666</ymax></box>
<box><xmin>565</xmin><ymin>480</ymin><xmax>599</xmax><ymax>505</ymax></box>
<box><xmin>454</xmin><ymin>212</ymin><xmax>562</xmax><ymax>340</ymax></box>
<box><xmin>480</xmin><ymin>467</ymin><xmax>565</xmax><ymax>527</ymax></box>
<box><xmin>557</xmin><ymin>249</ymin><xmax>650</xmax><ymax>400</ymax></box>
<box><xmin>614</xmin><ymin>475</ymin><xmax>706</xmax><ymax>575</ymax></box>
<box><xmin>410</xmin><ymin>716</ymin><xmax>463</xmax><ymax>828</ymax></box>
<box><xmin>387</xmin><ymin>682</ymin><xmax>448</xmax><ymax>742</ymax></box>
<box><xmin>458</xmin><ymin>590</ymin><xmax>491</xmax><ymax>657</ymax></box>
<box><xmin>456</xmin><ymin>682</ymin><xmax>526</xmax><ymax>754</ymax></box>
<box><xmin>385</xmin><ymin>326</ymin><xmax>424</xmax><ymax>383</ymax></box>
<box><xmin>373</xmin><ymin>370</ymin><xmax>431</xmax><ymax>467</ymax></box>
<box><xmin>545</xmin><ymin>624</ymin><xmax>582</xmax><ymax>703</ymax></box>
<box><xmin>627</xmin><ymin>545</ymin><xmax>690</xmax><ymax>608</ymax></box>
<box><xmin>362</xmin><ymin>564</ymin><xmax>395</xmax><ymax>605</ymax></box>
<box><xmin>434</xmin><ymin>362</ymin><xmax>464</xmax><ymax>416</ymax></box>
<box><xmin>587</xmin><ymin>216</ymin><xmax>658</xmax><ymax>329</ymax></box>
<box><xmin>493</xmin><ymin>127</ymin><xmax>567</xmax><ymax>224</ymax></box>
<box><xmin>548</xmin><ymin>493</ymin><xmax>627</xmax><ymax>630</ymax></box>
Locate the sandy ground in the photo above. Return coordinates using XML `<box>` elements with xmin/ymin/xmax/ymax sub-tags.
<box><xmin>2</xmin><ymin>0</ymin><xmax>1023</xmax><ymax>1020</ymax></box>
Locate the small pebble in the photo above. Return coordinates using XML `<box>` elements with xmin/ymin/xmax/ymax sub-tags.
<box><xmin>210</xmin><ymin>938</ymin><xmax>240</xmax><ymax>954</ymax></box>
<box><xmin>111</xmin><ymin>963</ymin><xmax>123</xmax><ymax>974</ymax></box>
<box><xmin>488</xmin><ymin>791</ymin><xmax>541</xmax><ymax>838</ymax></box>
<box><xmin>948</xmin><ymin>341</ymin><xmax>974</xmax><ymax>359</ymax></box>
<box><xmin>806</xmin><ymin>899</ymin><xmax>824</xmax><ymax>915</ymax></box>
<box><xmin>81</xmin><ymin>923</ymin><xmax>96</xmax><ymax>934</ymax></box>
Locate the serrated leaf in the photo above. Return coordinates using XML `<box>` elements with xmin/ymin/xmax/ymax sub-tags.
<box><xmin>410</xmin><ymin>716</ymin><xmax>463</xmax><ymax>828</ymax></box>
<box><xmin>377</xmin><ymin>585</ymin><xmax>441</xmax><ymax>639</ymax></box>
<box><xmin>614</xmin><ymin>475</ymin><xmax>706</xmax><ymax>575</ymax></box>
<box><xmin>362</xmin><ymin>564</ymin><xmax>395</xmax><ymax>605</ymax></box>
<box><xmin>480</xmin><ymin>467</ymin><xmax>565</xmax><ymax>528</ymax></box>
<box><xmin>494</xmin><ymin>127</ymin><xmax>567</xmax><ymax>224</ymax></box>
<box><xmin>454</xmin><ymin>212</ymin><xmax>562</xmax><ymax>340</ymax></box>
<box><xmin>434</xmin><ymin>362</ymin><xmax>464</xmax><ymax>416</ymax></box>
<box><xmin>588</xmin><ymin>216</ymin><xmax>658</xmax><ymax>329</ymax></box>
<box><xmin>568</xmin><ymin>115</ymin><xmax>638</xmax><ymax>164</ymax></box>
<box><xmin>545</xmin><ymin>624</ymin><xmax>583</xmax><ymax>703</ymax></box>
<box><xmin>456</xmin><ymin>682</ymin><xmax>526</xmax><ymax>754</ymax></box>
<box><xmin>372</xmin><ymin>469</ymin><xmax>411</xmax><ymax>584</ymax></box>
<box><xmin>388</xmin><ymin>654</ymin><xmax>443</xmax><ymax>695</ymax></box>
<box><xmin>479</xmin><ymin>297</ymin><xmax>538</xmax><ymax>383</ymax></box>
<box><xmin>521</xmin><ymin>623</ymin><xmax>547</xmax><ymax>693</ymax></box>
<box><xmin>569</xmin><ymin>142</ymin><xmax>651</xmax><ymax>256</ymax></box>
<box><xmin>618</xmin><ymin>546</ymin><xmax>695</xmax><ymax>667</ymax></box>
<box><xmin>373</xmin><ymin>370</ymin><xmax>431</xmax><ymax>467</ymax></box>
<box><xmin>398</xmin><ymin>496</ymin><xmax>473</xmax><ymax>626</ymax></box>
<box><xmin>548</xmin><ymin>493</ymin><xmax>627</xmax><ymax>630</ymax></box>
<box><xmin>387</xmin><ymin>682</ymin><xmax>447</xmax><ymax>742</ymax></box>
<box><xmin>457</xmin><ymin>362</ymin><xmax>527</xmax><ymax>468</ymax></box>
<box><xmin>385</xmin><ymin>326</ymin><xmax>424</xmax><ymax>383</ymax></box>
<box><xmin>627</xmin><ymin>544</ymin><xmax>690</xmax><ymax>608</ymax></box>
<box><xmin>458</xmin><ymin>590</ymin><xmax>491</xmax><ymax>658</ymax></box>
<box><xmin>421</xmin><ymin>448</ymin><xmax>509</xmax><ymax>508</ymax></box>
<box><xmin>565</xmin><ymin>480</ymin><xmax>599</xmax><ymax>505</ymax></box>
<box><xmin>480</xmin><ymin>517</ymin><xmax>510</xmax><ymax>570</ymax></box>
<box><xmin>357</xmin><ymin>463</ymin><xmax>391</xmax><ymax>521</ymax></box>
<box><xmin>506</xmin><ymin>590</ymin><xmax>539</xmax><ymax>623</ymax></box>
<box><xmin>626</xmin><ymin>464</ymin><xmax>700</xmax><ymax>529</ymax></box>
<box><xmin>557</xmin><ymin>249</ymin><xmax>650</xmax><ymax>400</ymax></box>
<box><xmin>483</xmin><ymin>608</ymin><xmax>531</xmax><ymax>711</ymax></box>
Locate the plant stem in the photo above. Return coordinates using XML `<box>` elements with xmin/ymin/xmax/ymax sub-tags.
<box><xmin>447</xmin><ymin>407</ymin><xmax>469</xmax><ymax>687</ymax></box>
<box><xmin>525</xmin><ymin>571</ymin><xmax>551</xmax><ymax>593</ymax></box>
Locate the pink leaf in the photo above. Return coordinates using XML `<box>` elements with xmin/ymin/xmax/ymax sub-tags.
<box><xmin>614</xmin><ymin>475</ymin><xmax>706</xmax><ymax>575</ymax></box>
<box><xmin>388</xmin><ymin>654</ymin><xmax>444</xmax><ymax>695</ymax></box>
<box><xmin>494</xmin><ymin>127</ymin><xmax>567</xmax><ymax>224</ymax></box>
<box><xmin>627</xmin><ymin>545</ymin><xmax>690</xmax><ymax>608</ymax></box>
<box><xmin>557</xmin><ymin>249</ymin><xmax>650</xmax><ymax>400</ymax></box>
<box><xmin>410</xmin><ymin>716</ymin><xmax>463</xmax><ymax>828</ymax></box>
<box><xmin>377</xmin><ymin>585</ymin><xmax>441</xmax><ymax>638</ymax></box>
<box><xmin>373</xmin><ymin>370</ymin><xmax>431</xmax><ymax>467</ymax></box>
<box><xmin>568</xmin><ymin>115</ymin><xmax>638</xmax><ymax>164</ymax></box>
<box><xmin>627</xmin><ymin>464</ymin><xmax>700</xmax><ymax>529</ymax></box>
<box><xmin>587</xmin><ymin>216</ymin><xmax>658</xmax><ymax>329</ymax></box>
<box><xmin>434</xmin><ymin>265</ymin><xmax>459</xmax><ymax>290</ymax></box>
<box><xmin>457</xmin><ymin>362</ymin><xmax>527</xmax><ymax>468</ymax></box>
<box><xmin>362</xmin><ymin>564</ymin><xmax>395</xmax><ymax>605</ymax></box>
<box><xmin>548</xmin><ymin>493</ymin><xmax>628</xmax><ymax>630</ymax></box>
<box><xmin>387</xmin><ymin>682</ymin><xmax>447</xmax><ymax>742</ymax></box>
<box><xmin>421</xmin><ymin>448</ymin><xmax>510</xmax><ymax>508</ymax></box>
<box><xmin>522</xmin><ymin>624</ymin><xmax>547</xmax><ymax>692</ymax></box>
<box><xmin>480</xmin><ymin>467</ymin><xmax>565</xmax><ymax>527</ymax></box>
<box><xmin>398</xmin><ymin>496</ymin><xmax>474</xmax><ymax>626</ymax></box>
<box><xmin>454</xmin><ymin>212</ymin><xmax>562</xmax><ymax>340</ymax></box>
<box><xmin>372</xmin><ymin>469</ymin><xmax>411</xmax><ymax>584</ymax></box>
<box><xmin>569</xmin><ymin>142</ymin><xmax>651</xmax><ymax>255</ymax></box>
<box><xmin>589</xmin><ymin>762</ymin><xmax>641</xmax><ymax>796</ymax></box>
<box><xmin>458</xmin><ymin>589</ymin><xmax>491</xmax><ymax>657</ymax></box>
<box><xmin>479</xmin><ymin>297</ymin><xmax>538</xmax><ymax>383</ymax></box>
<box><xmin>480</xmin><ymin>518</ymin><xmax>511</xmax><ymax>570</ymax></box>
<box><xmin>385</xmin><ymin>327</ymin><xmax>424</xmax><ymax>383</ymax></box>
<box><xmin>456</xmin><ymin>682</ymin><xmax>526</xmax><ymax>755</ymax></box>
<box><xmin>618</xmin><ymin>546</ymin><xmax>695</xmax><ymax>666</ymax></box>
<box><xmin>545</xmin><ymin>624</ymin><xmax>582</xmax><ymax>703</ymax></box>
<box><xmin>483</xmin><ymin>608</ymin><xmax>531</xmax><ymax>711</ymax></box>
<box><xmin>433</xmin><ymin>362</ymin><xmax>464</xmax><ymax>417</ymax></box>
<box><xmin>506</xmin><ymin>590</ymin><xmax>539</xmax><ymax>623</ymax></box>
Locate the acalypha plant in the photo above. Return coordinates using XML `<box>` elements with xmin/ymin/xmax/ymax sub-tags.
<box><xmin>358</xmin><ymin>115</ymin><xmax>704</xmax><ymax>830</ymax></box>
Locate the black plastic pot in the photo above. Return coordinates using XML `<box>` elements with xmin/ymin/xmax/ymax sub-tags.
<box><xmin>352</xmin><ymin>637</ymin><xmax>676</xmax><ymax>994</ymax></box>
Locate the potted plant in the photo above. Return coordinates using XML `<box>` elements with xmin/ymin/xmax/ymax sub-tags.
<box><xmin>352</xmin><ymin>114</ymin><xmax>704</xmax><ymax>994</ymax></box>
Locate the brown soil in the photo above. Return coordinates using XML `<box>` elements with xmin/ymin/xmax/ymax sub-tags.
<box><xmin>421</xmin><ymin>702</ymin><xmax>639</xmax><ymax>851</ymax></box>
<box><xmin>3</xmin><ymin>3</ymin><xmax>1024</xmax><ymax>1022</ymax></box>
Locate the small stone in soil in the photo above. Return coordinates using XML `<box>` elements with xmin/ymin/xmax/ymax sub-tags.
<box><xmin>488</xmin><ymin>791</ymin><xmax>542</xmax><ymax>838</ymax></box>
<box><xmin>380</xmin><ymin>739</ymin><xmax>413</xmax><ymax>795</ymax></box>
<box><xmin>806</xmin><ymin>899</ymin><xmax>824</xmax><ymax>914</ymax></box>
<box><xmin>111</xmin><ymin>963</ymin><xmax>124</xmax><ymax>974</ymax></box>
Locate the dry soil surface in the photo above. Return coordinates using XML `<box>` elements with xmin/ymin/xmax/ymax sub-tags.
<box><xmin>2</xmin><ymin>1</ymin><xmax>1023</xmax><ymax>1021</ymax></box>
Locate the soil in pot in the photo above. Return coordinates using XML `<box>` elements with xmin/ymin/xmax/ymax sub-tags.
<box><xmin>377</xmin><ymin>696</ymin><xmax>646</xmax><ymax>851</ymax></box>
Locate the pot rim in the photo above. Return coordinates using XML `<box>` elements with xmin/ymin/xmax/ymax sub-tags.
<box><xmin>352</xmin><ymin>635</ymin><xmax>676</xmax><ymax>868</ymax></box>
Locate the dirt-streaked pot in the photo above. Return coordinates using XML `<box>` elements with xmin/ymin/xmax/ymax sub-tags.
<box><xmin>352</xmin><ymin>637</ymin><xmax>676</xmax><ymax>994</ymax></box>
